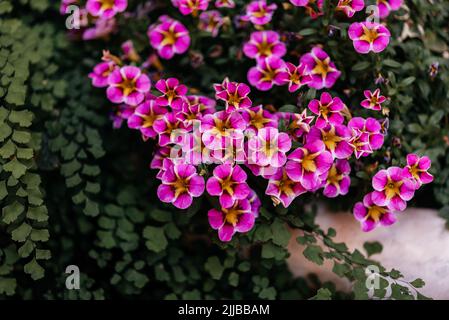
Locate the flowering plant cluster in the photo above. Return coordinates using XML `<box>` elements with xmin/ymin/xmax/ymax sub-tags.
<box><xmin>74</xmin><ymin>0</ymin><xmax>435</xmax><ymax>243</ymax></box>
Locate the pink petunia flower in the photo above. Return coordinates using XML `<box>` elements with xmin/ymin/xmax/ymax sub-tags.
<box><xmin>186</xmin><ymin>95</ymin><xmax>216</xmax><ymax>115</ymax></box>
<box><xmin>265</xmin><ymin>168</ymin><xmax>306</xmax><ymax>208</ymax></box>
<box><xmin>177</xmin><ymin>0</ymin><xmax>209</xmax><ymax>16</ymax></box>
<box><xmin>208</xmin><ymin>199</ymin><xmax>256</xmax><ymax>242</ymax></box>
<box><xmin>153</xmin><ymin>112</ymin><xmax>187</xmax><ymax>146</ymax></box>
<box><xmin>200</xmin><ymin>111</ymin><xmax>247</xmax><ymax>150</ymax></box>
<box><xmin>241</xmin><ymin>0</ymin><xmax>277</xmax><ymax>26</ymax></box>
<box><xmin>403</xmin><ymin>153</ymin><xmax>434</xmax><ymax>189</ymax></box>
<box><xmin>157</xmin><ymin>163</ymin><xmax>205</xmax><ymax>209</ymax></box>
<box><xmin>121</xmin><ymin>40</ymin><xmax>140</xmax><ymax>62</ymax></box>
<box><xmin>282</xmin><ymin>62</ymin><xmax>312</xmax><ymax>92</ymax></box>
<box><xmin>150</xmin><ymin>146</ymin><xmax>172</xmax><ymax>172</ymax></box>
<box><xmin>279</xmin><ymin>110</ymin><xmax>315</xmax><ymax>139</ymax></box>
<box><xmin>348</xmin><ymin>22</ymin><xmax>391</xmax><ymax>54</ymax></box>
<box><xmin>107</xmin><ymin>66</ymin><xmax>151</xmax><ymax>106</ymax></box>
<box><xmin>306</xmin><ymin>124</ymin><xmax>353</xmax><ymax>159</ymax></box>
<box><xmin>243</xmin><ymin>31</ymin><xmax>286</xmax><ymax>62</ymax></box>
<box><xmin>247</xmin><ymin>56</ymin><xmax>287</xmax><ymax>91</ymax></box>
<box><xmin>110</xmin><ymin>104</ymin><xmax>134</xmax><ymax>129</ymax></box>
<box><xmin>82</xmin><ymin>15</ymin><xmax>117</xmax><ymax>40</ymax></box>
<box><xmin>285</xmin><ymin>141</ymin><xmax>333</xmax><ymax>190</ymax></box>
<box><xmin>247</xmin><ymin>127</ymin><xmax>291</xmax><ymax>168</ymax></box>
<box><xmin>199</xmin><ymin>10</ymin><xmax>224</xmax><ymax>37</ymax></box>
<box><xmin>371</xmin><ymin>166</ymin><xmax>415</xmax><ymax>211</ymax></box>
<box><xmin>148</xmin><ymin>16</ymin><xmax>191</xmax><ymax>59</ymax></box>
<box><xmin>348</xmin><ymin>117</ymin><xmax>384</xmax><ymax>156</ymax></box>
<box><xmin>155</xmin><ymin>78</ymin><xmax>188</xmax><ymax>111</ymax></box>
<box><xmin>89</xmin><ymin>61</ymin><xmax>117</xmax><ymax>88</ymax></box>
<box><xmin>361</xmin><ymin>88</ymin><xmax>386</xmax><ymax>111</ymax></box>
<box><xmin>86</xmin><ymin>0</ymin><xmax>127</xmax><ymax>19</ymax></box>
<box><xmin>308</xmin><ymin>92</ymin><xmax>345</xmax><ymax>129</ymax></box>
<box><xmin>247</xmin><ymin>189</ymin><xmax>261</xmax><ymax>217</ymax></box>
<box><xmin>206</xmin><ymin>164</ymin><xmax>251</xmax><ymax>208</ymax></box>
<box><xmin>353</xmin><ymin>192</ymin><xmax>397</xmax><ymax>232</ymax></box>
<box><xmin>376</xmin><ymin>0</ymin><xmax>402</xmax><ymax>19</ymax></box>
<box><xmin>215</xmin><ymin>0</ymin><xmax>235</xmax><ymax>8</ymax></box>
<box><xmin>322</xmin><ymin>159</ymin><xmax>351</xmax><ymax>198</ymax></box>
<box><xmin>214</xmin><ymin>78</ymin><xmax>252</xmax><ymax>112</ymax></box>
<box><xmin>336</xmin><ymin>0</ymin><xmax>364</xmax><ymax>18</ymax></box>
<box><xmin>300</xmin><ymin>47</ymin><xmax>341</xmax><ymax>89</ymax></box>
<box><xmin>127</xmin><ymin>99</ymin><xmax>168</xmax><ymax>140</ymax></box>
<box><xmin>241</xmin><ymin>105</ymin><xmax>278</xmax><ymax>135</ymax></box>
<box><xmin>289</xmin><ymin>0</ymin><xmax>309</xmax><ymax>6</ymax></box>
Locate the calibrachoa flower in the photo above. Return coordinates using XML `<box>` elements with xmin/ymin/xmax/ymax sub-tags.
<box><xmin>241</xmin><ymin>0</ymin><xmax>277</xmax><ymax>26</ymax></box>
<box><xmin>83</xmin><ymin>15</ymin><xmax>117</xmax><ymax>40</ymax></box>
<box><xmin>289</xmin><ymin>0</ymin><xmax>309</xmax><ymax>6</ymax></box>
<box><xmin>371</xmin><ymin>166</ymin><xmax>415</xmax><ymax>211</ymax></box>
<box><xmin>89</xmin><ymin>61</ymin><xmax>116</xmax><ymax>88</ymax></box>
<box><xmin>208</xmin><ymin>199</ymin><xmax>255</xmax><ymax>242</ymax></box>
<box><xmin>127</xmin><ymin>100</ymin><xmax>168</xmax><ymax>140</ymax></box>
<box><xmin>177</xmin><ymin>0</ymin><xmax>209</xmax><ymax>16</ymax></box>
<box><xmin>308</xmin><ymin>92</ymin><xmax>345</xmax><ymax>129</ymax></box>
<box><xmin>376</xmin><ymin>0</ymin><xmax>402</xmax><ymax>18</ymax></box>
<box><xmin>155</xmin><ymin>78</ymin><xmax>188</xmax><ymax>110</ymax></box>
<box><xmin>199</xmin><ymin>10</ymin><xmax>224</xmax><ymax>37</ymax></box>
<box><xmin>86</xmin><ymin>0</ymin><xmax>127</xmax><ymax>19</ymax></box>
<box><xmin>280</xmin><ymin>110</ymin><xmax>315</xmax><ymax>139</ymax></box>
<box><xmin>200</xmin><ymin>111</ymin><xmax>247</xmax><ymax>150</ymax></box>
<box><xmin>353</xmin><ymin>192</ymin><xmax>396</xmax><ymax>232</ymax></box>
<box><xmin>336</xmin><ymin>0</ymin><xmax>364</xmax><ymax>18</ymax></box>
<box><xmin>285</xmin><ymin>141</ymin><xmax>333</xmax><ymax>190</ymax></box>
<box><xmin>300</xmin><ymin>47</ymin><xmax>341</xmax><ymax>89</ymax></box>
<box><xmin>247</xmin><ymin>189</ymin><xmax>261</xmax><ymax>217</ymax></box>
<box><xmin>157</xmin><ymin>163</ymin><xmax>205</xmax><ymax>209</ymax></box>
<box><xmin>153</xmin><ymin>112</ymin><xmax>186</xmax><ymax>146</ymax></box>
<box><xmin>348</xmin><ymin>22</ymin><xmax>391</xmax><ymax>54</ymax></box>
<box><xmin>206</xmin><ymin>164</ymin><xmax>251</xmax><ymax>208</ymax></box>
<box><xmin>248</xmin><ymin>127</ymin><xmax>291</xmax><ymax>168</ymax></box>
<box><xmin>110</xmin><ymin>104</ymin><xmax>134</xmax><ymax>129</ymax></box>
<box><xmin>107</xmin><ymin>66</ymin><xmax>151</xmax><ymax>106</ymax></box>
<box><xmin>214</xmin><ymin>78</ymin><xmax>252</xmax><ymax>112</ymax></box>
<box><xmin>121</xmin><ymin>40</ymin><xmax>140</xmax><ymax>62</ymax></box>
<box><xmin>248</xmin><ymin>57</ymin><xmax>287</xmax><ymax>91</ymax></box>
<box><xmin>243</xmin><ymin>31</ymin><xmax>286</xmax><ymax>62</ymax></box>
<box><xmin>348</xmin><ymin>130</ymin><xmax>372</xmax><ymax>159</ymax></box>
<box><xmin>307</xmin><ymin>124</ymin><xmax>353</xmax><ymax>159</ymax></box>
<box><xmin>148</xmin><ymin>16</ymin><xmax>191</xmax><ymax>59</ymax></box>
<box><xmin>215</xmin><ymin>0</ymin><xmax>235</xmax><ymax>8</ymax></box>
<box><xmin>187</xmin><ymin>95</ymin><xmax>216</xmax><ymax>115</ymax></box>
<box><xmin>282</xmin><ymin>62</ymin><xmax>312</xmax><ymax>92</ymax></box>
<box><xmin>322</xmin><ymin>159</ymin><xmax>351</xmax><ymax>198</ymax></box>
<box><xmin>403</xmin><ymin>153</ymin><xmax>434</xmax><ymax>189</ymax></box>
<box><xmin>348</xmin><ymin>117</ymin><xmax>384</xmax><ymax>153</ymax></box>
<box><xmin>265</xmin><ymin>168</ymin><xmax>306</xmax><ymax>207</ymax></box>
<box><xmin>241</xmin><ymin>105</ymin><xmax>277</xmax><ymax>134</ymax></box>
<box><xmin>361</xmin><ymin>88</ymin><xmax>386</xmax><ymax>111</ymax></box>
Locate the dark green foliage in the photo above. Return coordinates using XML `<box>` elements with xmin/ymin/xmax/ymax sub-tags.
<box><xmin>1</xmin><ymin>0</ymin><xmax>448</xmax><ymax>300</ymax></box>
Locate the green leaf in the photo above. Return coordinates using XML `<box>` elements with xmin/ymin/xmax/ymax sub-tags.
<box><xmin>271</xmin><ymin>219</ymin><xmax>290</xmax><ymax>247</ymax></box>
<box><xmin>18</xmin><ymin>240</ymin><xmax>35</xmax><ymax>258</ymax></box>
<box><xmin>8</xmin><ymin>110</ymin><xmax>33</xmax><ymax>127</ymax></box>
<box><xmin>30</xmin><ymin>229</ymin><xmax>50</xmax><ymax>242</ymax></box>
<box><xmin>2</xmin><ymin>201</ymin><xmax>24</xmax><ymax>224</ymax></box>
<box><xmin>35</xmin><ymin>249</ymin><xmax>51</xmax><ymax>260</ymax></box>
<box><xmin>410</xmin><ymin>278</ymin><xmax>425</xmax><ymax>288</ymax></box>
<box><xmin>0</xmin><ymin>140</ymin><xmax>16</xmax><ymax>158</ymax></box>
<box><xmin>11</xmin><ymin>130</ymin><xmax>31</xmax><ymax>144</ymax></box>
<box><xmin>363</xmin><ymin>241</ymin><xmax>383</xmax><ymax>257</ymax></box>
<box><xmin>27</xmin><ymin>206</ymin><xmax>48</xmax><ymax>222</ymax></box>
<box><xmin>303</xmin><ymin>245</ymin><xmax>324</xmax><ymax>265</ymax></box>
<box><xmin>204</xmin><ymin>256</ymin><xmax>224</xmax><ymax>280</ymax></box>
<box><xmin>24</xmin><ymin>258</ymin><xmax>45</xmax><ymax>280</ymax></box>
<box><xmin>11</xmin><ymin>222</ymin><xmax>32</xmax><ymax>242</ymax></box>
<box><xmin>3</xmin><ymin>158</ymin><xmax>27</xmax><ymax>178</ymax></box>
<box><xmin>310</xmin><ymin>288</ymin><xmax>332</xmax><ymax>300</ymax></box>
<box><xmin>143</xmin><ymin>226</ymin><xmax>168</xmax><ymax>253</ymax></box>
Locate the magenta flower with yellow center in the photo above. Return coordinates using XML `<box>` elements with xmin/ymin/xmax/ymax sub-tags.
<box><xmin>353</xmin><ymin>192</ymin><xmax>396</xmax><ymax>232</ymax></box>
<box><xmin>348</xmin><ymin>22</ymin><xmax>391</xmax><ymax>54</ymax></box>
<box><xmin>300</xmin><ymin>47</ymin><xmax>341</xmax><ymax>89</ymax></box>
<box><xmin>265</xmin><ymin>168</ymin><xmax>306</xmax><ymax>208</ymax></box>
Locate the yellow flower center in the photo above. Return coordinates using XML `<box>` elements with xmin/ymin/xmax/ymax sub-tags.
<box><xmin>367</xmin><ymin>205</ymin><xmax>387</xmax><ymax>222</ymax></box>
<box><xmin>119</xmin><ymin>78</ymin><xmax>136</xmax><ymax>97</ymax></box>
<box><xmin>385</xmin><ymin>179</ymin><xmax>403</xmax><ymax>200</ymax></box>
<box><xmin>257</xmin><ymin>40</ymin><xmax>273</xmax><ymax>56</ymax></box>
<box><xmin>223</xmin><ymin>206</ymin><xmax>243</xmax><ymax>226</ymax></box>
<box><xmin>360</xmin><ymin>26</ymin><xmax>379</xmax><ymax>43</ymax></box>
<box><xmin>312</xmin><ymin>57</ymin><xmax>331</xmax><ymax>77</ymax></box>
<box><xmin>250</xmin><ymin>110</ymin><xmax>271</xmax><ymax>129</ymax></box>
<box><xmin>100</xmin><ymin>0</ymin><xmax>115</xmax><ymax>10</ymax></box>
<box><xmin>301</xmin><ymin>152</ymin><xmax>318</xmax><ymax>172</ymax></box>
<box><xmin>327</xmin><ymin>165</ymin><xmax>343</xmax><ymax>185</ymax></box>
<box><xmin>322</xmin><ymin>128</ymin><xmax>342</xmax><ymax>152</ymax></box>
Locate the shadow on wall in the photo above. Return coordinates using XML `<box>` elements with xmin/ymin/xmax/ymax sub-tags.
<box><xmin>287</xmin><ymin>207</ymin><xmax>449</xmax><ymax>300</ymax></box>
